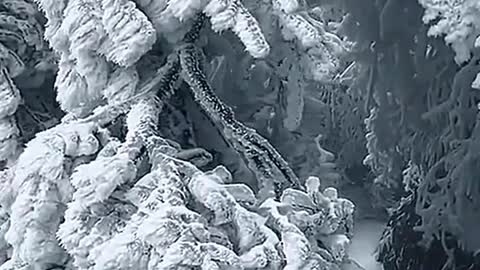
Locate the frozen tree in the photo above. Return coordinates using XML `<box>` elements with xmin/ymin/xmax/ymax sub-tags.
<box><xmin>8</xmin><ymin>0</ymin><xmax>480</xmax><ymax>270</ymax></box>
<box><xmin>0</xmin><ymin>0</ymin><xmax>362</xmax><ymax>270</ymax></box>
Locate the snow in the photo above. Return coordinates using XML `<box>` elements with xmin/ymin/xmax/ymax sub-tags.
<box><xmin>348</xmin><ymin>219</ymin><xmax>385</xmax><ymax>270</ymax></box>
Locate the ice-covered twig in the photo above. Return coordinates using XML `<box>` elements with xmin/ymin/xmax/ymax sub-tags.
<box><xmin>65</xmin><ymin>52</ymin><xmax>180</xmax><ymax>127</ymax></box>
<box><xmin>178</xmin><ymin>43</ymin><xmax>301</xmax><ymax>199</ymax></box>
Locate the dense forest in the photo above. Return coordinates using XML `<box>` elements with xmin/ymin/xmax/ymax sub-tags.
<box><xmin>0</xmin><ymin>0</ymin><xmax>479</xmax><ymax>269</ymax></box>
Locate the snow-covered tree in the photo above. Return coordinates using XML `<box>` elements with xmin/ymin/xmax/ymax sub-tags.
<box><xmin>5</xmin><ymin>0</ymin><xmax>480</xmax><ymax>270</ymax></box>
<box><xmin>0</xmin><ymin>0</ymin><xmax>362</xmax><ymax>270</ymax></box>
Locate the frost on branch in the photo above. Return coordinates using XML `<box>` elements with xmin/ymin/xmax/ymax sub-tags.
<box><xmin>35</xmin><ymin>0</ymin><xmax>156</xmax><ymax>115</ymax></box>
<box><xmin>60</xmin><ymin>100</ymin><xmax>239</xmax><ymax>269</ymax></box>
<box><xmin>419</xmin><ymin>0</ymin><xmax>480</xmax><ymax>64</ymax></box>
<box><xmin>205</xmin><ymin>0</ymin><xmax>271</xmax><ymax>58</ymax></box>
<box><xmin>269</xmin><ymin>0</ymin><xmax>347</xmax><ymax>82</ymax></box>
<box><xmin>58</xmin><ymin>152</ymin><xmax>137</xmax><ymax>269</ymax></box>
<box><xmin>135</xmin><ymin>0</ymin><xmax>204</xmax><ymax>42</ymax></box>
<box><xmin>62</xmin><ymin>14</ymin><xmax>207</xmax><ymax>127</ymax></box>
<box><xmin>179</xmin><ymin>43</ymin><xmax>301</xmax><ymax>199</ymax></box>
<box><xmin>2</xmin><ymin>122</ymin><xmax>100</xmax><ymax>269</ymax></box>
<box><xmin>419</xmin><ymin>0</ymin><xmax>480</xmax><ymax>89</ymax></box>
<box><xmin>0</xmin><ymin>0</ymin><xmax>55</xmax><ymax>162</ymax></box>
<box><xmin>73</xmin><ymin>52</ymin><xmax>181</xmax><ymax>127</ymax></box>
<box><xmin>57</xmin><ymin>99</ymin><xmax>162</xmax><ymax>269</ymax></box>
<box><xmin>221</xmin><ymin>0</ymin><xmax>348</xmax><ymax>133</ymax></box>
<box><xmin>30</xmin><ymin>92</ymin><xmax>355</xmax><ymax>270</ymax></box>
<box><xmin>136</xmin><ymin>0</ymin><xmax>270</xmax><ymax>58</ymax></box>
<box><xmin>259</xmin><ymin>177</ymin><xmax>355</xmax><ymax>269</ymax></box>
<box><xmin>188</xmin><ymin>166</ymin><xmax>283</xmax><ymax>269</ymax></box>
